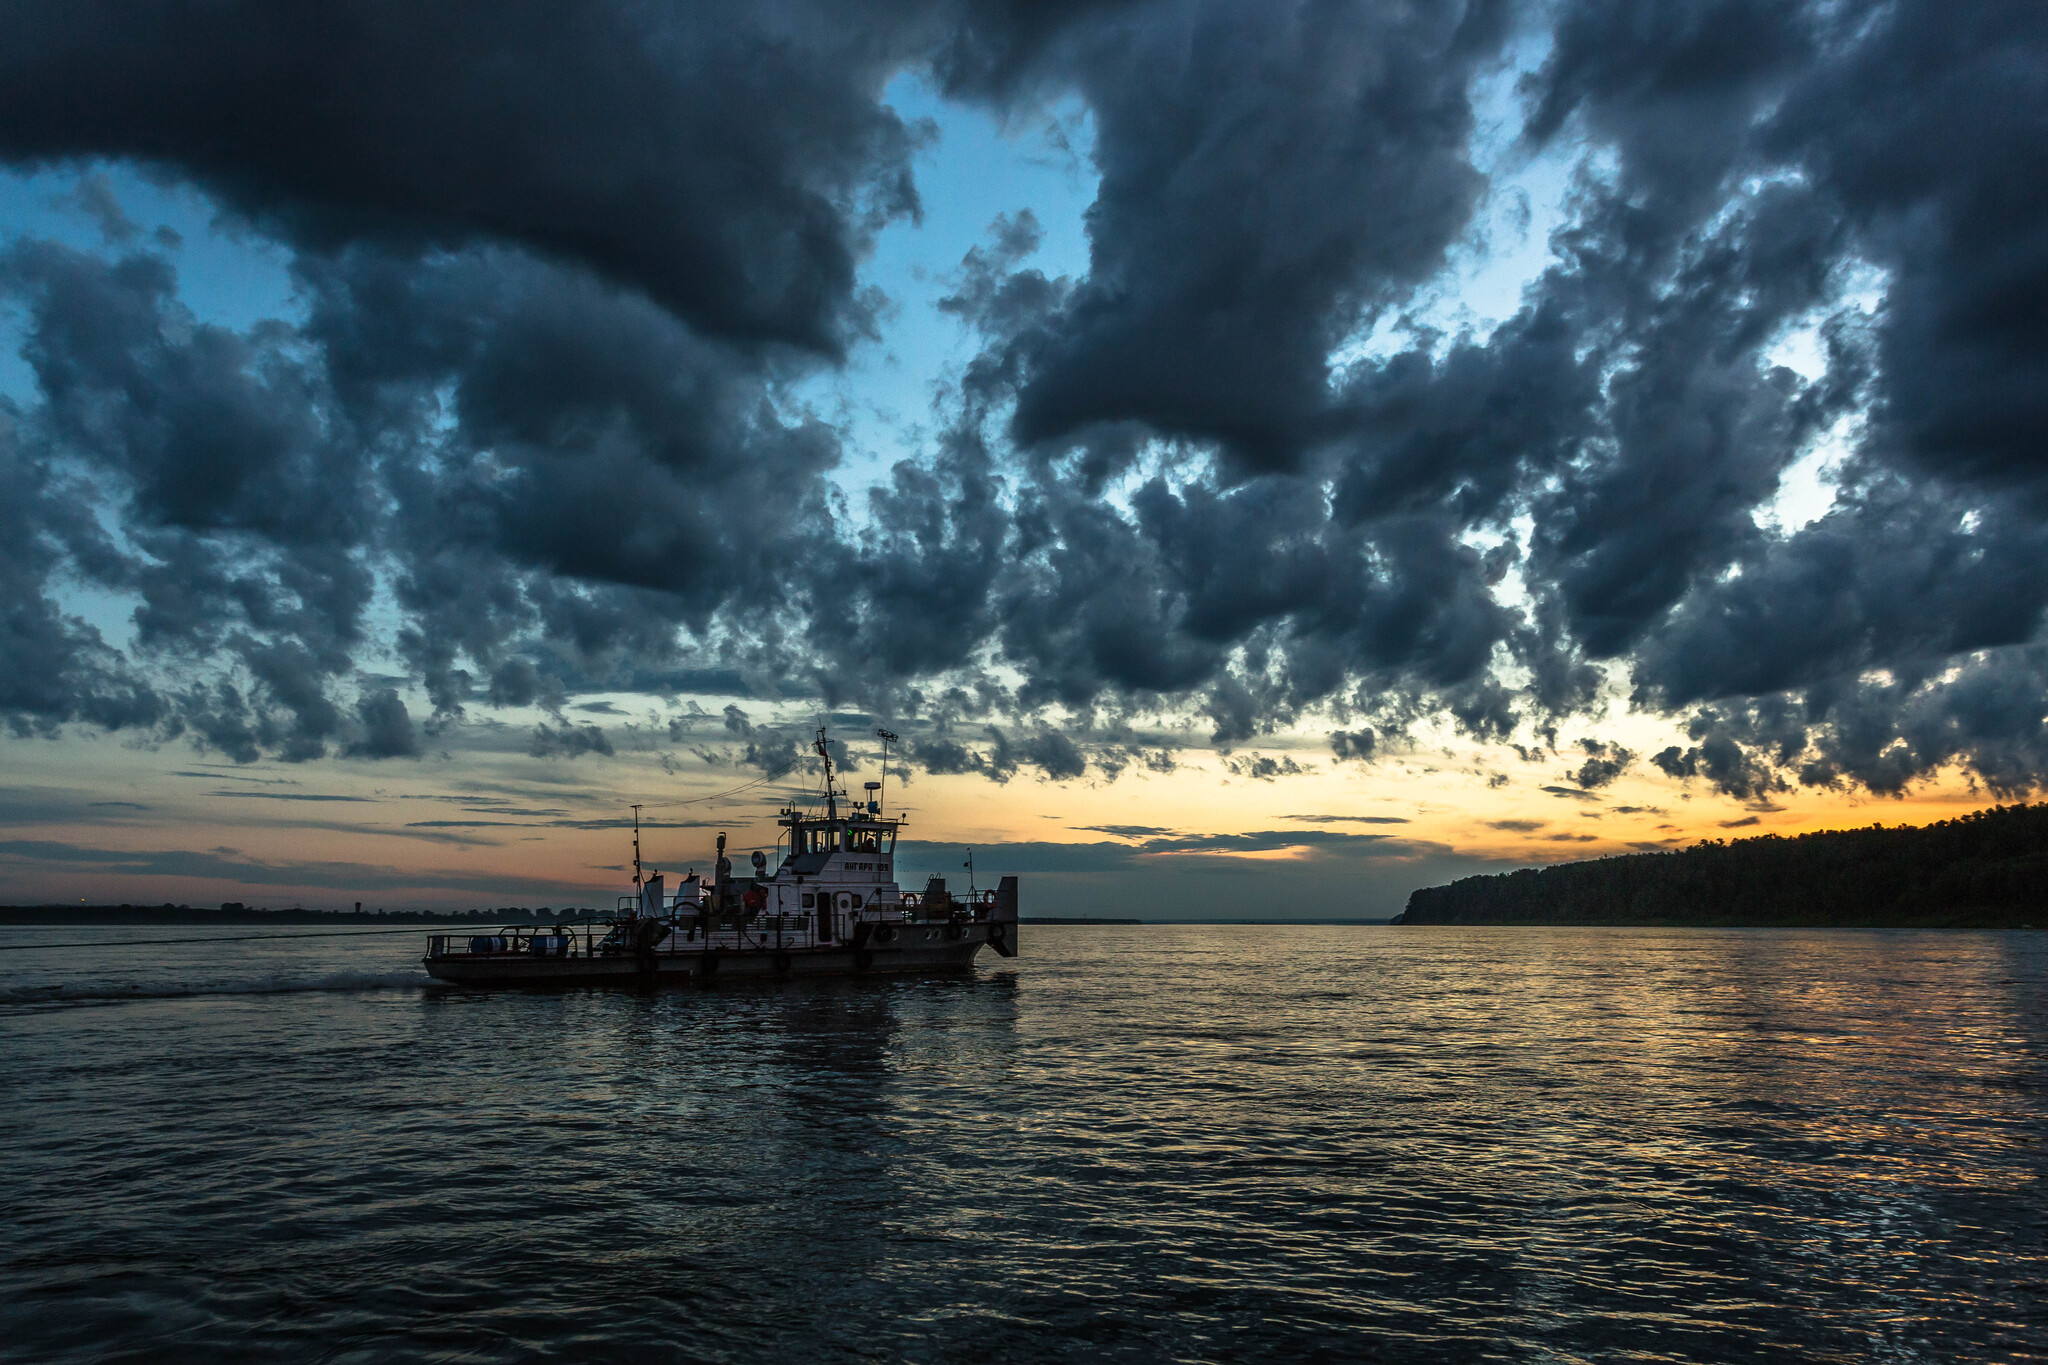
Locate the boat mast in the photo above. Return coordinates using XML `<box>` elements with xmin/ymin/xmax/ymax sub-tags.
<box><xmin>815</xmin><ymin>727</ymin><xmax>838</xmax><ymax>822</ymax></box>
<box><xmin>876</xmin><ymin>728</ymin><xmax>897</xmax><ymax>815</ymax></box>
<box><xmin>631</xmin><ymin>803</ymin><xmax>643</xmax><ymax>887</ymax></box>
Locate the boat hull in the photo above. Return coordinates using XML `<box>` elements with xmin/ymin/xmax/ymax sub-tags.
<box><xmin>423</xmin><ymin>923</ymin><xmax>1006</xmax><ymax>986</ymax></box>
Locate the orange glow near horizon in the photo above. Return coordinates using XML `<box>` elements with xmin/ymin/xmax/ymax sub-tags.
<box><xmin>0</xmin><ymin>698</ymin><xmax>2017</xmax><ymax>915</ymax></box>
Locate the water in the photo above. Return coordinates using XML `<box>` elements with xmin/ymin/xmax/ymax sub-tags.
<box><xmin>2</xmin><ymin>925</ymin><xmax>2043</xmax><ymax>1363</ymax></box>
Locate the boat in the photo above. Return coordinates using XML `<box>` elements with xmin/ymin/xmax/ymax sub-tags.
<box><xmin>423</xmin><ymin>727</ymin><xmax>1018</xmax><ymax>985</ymax></box>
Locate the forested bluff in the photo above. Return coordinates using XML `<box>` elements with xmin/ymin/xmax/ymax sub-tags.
<box><xmin>1397</xmin><ymin>804</ymin><xmax>2048</xmax><ymax>927</ymax></box>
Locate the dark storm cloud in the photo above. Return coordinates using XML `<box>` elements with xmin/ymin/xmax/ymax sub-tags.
<box><xmin>300</xmin><ymin>243</ymin><xmax>848</xmax><ymax>715</ymax></box>
<box><xmin>58</xmin><ymin>172</ymin><xmax>139</xmax><ymax>245</ymax></box>
<box><xmin>1520</xmin><ymin>182</ymin><xmax>1854</xmax><ymax>659</ymax></box>
<box><xmin>5</xmin><ymin>240</ymin><xmax>367</xmax><ymax>544</ymax></box>
<box><xmin>1568</xmin><ymin>739</ymin><xmax>1633</xmax><ymax>790</ymax></box>
<box><xmin>0</xmin><ymin>0</ymin><xmax>942</xmax><ymax>353</ymax></box>
<box><xmin>1631</xmin><ymin>487</ymin><xmax>2048</xmax><ymax>707</ymax></box>
<box><xmin>345</xmin><ymin>688</ymin><xmax>422</xmax><ymax>759</ymax></box>
<box><xmin>1647</xmin><ymin>642</ymin><xmax>2048</xmax><ymax>800</ymax></box>
<box><xmin>1488</xmin><ymin>0</ymin><xmax>2048</xmax><ymax>795</ymax></box>
<box><xmin>949</xmin><ymin>0</ymin><xmax>1514</xmax><ymax>468</ymax></box>
<box><xmin>970</xmin><ymin>460</ymin><xmax>1519</xmax><ymax>742</ymax></box>
<box><xmin>1329</xmin><ymin>730</ymin><xmax>1377</xmax><ymax>762</ymax></box>
<box><xmin>0</xmin><ymin>218</ymin><xmax>864</xmax><ymax>747</ymax></box>
<box><xmin>528</xmin><ymin>723</ymin><xmax>615</xmax><ymax>760</ymax></box>
<box><xmin>802</xmin><ymin>431</ymin><xmax>1013</xmax><ymax>692</ymax></box>
<box><xmin>1762</xmin><ymin>3</ymin><xmax>2048</xmax><ymax>489</ymax></box>
<box><xmin>0</xmin><ymin>238</ymin><xmax>381</xmax><ymax>756</ymax></box>
<box><xmin>1220</xmin><ymin>754</ymin><xmax>1310</xmax><ymax>782</ymax></box>
<box><xmin>3</xmin><ymin>0</ymin><xmax>2048</xmax><ymax>805</ymax></box>
<box><xmin>1620</xmin><ymin>480</ymin><xmax>2048</xmax><ymax>794</ymax></box>
<box><xmin>0</xmin><ymin>418</ymin><xmax>164</xmax><ymax>737</ymax></box>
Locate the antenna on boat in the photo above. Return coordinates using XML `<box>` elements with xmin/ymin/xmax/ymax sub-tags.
<box><xmin>964</xmin><ymin>847</ymin><xmax>975</xmax><ymax>896</ymax></box>
<box><xmin>814</xmin><ymin>726</ymin><xmax>838</xmax><ymax>821</ymax></box>
<box><xmin>876</xmin><ymin>728</ymin><xmax>897</xmax><ymax>814</ymax></box>
<box><xmin>631</xmin><ymin>803</ymin><xmax>643</xmax><ymax>886</ymax></box>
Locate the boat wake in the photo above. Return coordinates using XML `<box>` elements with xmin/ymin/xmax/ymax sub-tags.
<box><xmin>0</xmin><ymin>969</ymin><xmax>429</xmax><ymax>1009</ymax></box>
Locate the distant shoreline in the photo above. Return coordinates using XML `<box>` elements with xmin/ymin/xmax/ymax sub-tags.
<box><xmin>0</xmin><ymin>911</ymin><xmax>1385</xmax><ymax>927</ymax></box>
<box><xmin>1396</xmin><ymin>804</ymin><xmax>2047</xmax><ymax>928</ymax></box>
<box><xmin>0</xmin><ymin>905</ymin><xmax>586</xmax><ymax>927</ymax></box>
<box><xmin>2</xmin><ymin>908</ymin><xmax>1401</xmax><ymax>929</ymax></box>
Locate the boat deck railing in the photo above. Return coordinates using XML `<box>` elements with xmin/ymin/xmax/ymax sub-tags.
<box><xmin>426</xmin><ymin>897</ymin><xmax>1001</xmax><ymax>959</ymax></box>
<box><xmin>898</xmin><ymin>895</ymin><xmax>998</xmax><ymax>923</ymax></box>
<box><xmin>426</xmin><ymin>928</ymin><xmax>596</xmax><ymax>959</ymax></box>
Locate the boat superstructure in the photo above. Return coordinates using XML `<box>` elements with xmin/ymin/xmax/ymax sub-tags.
<box><xmin>424</xmin><ymin>728</ymin><xmax>1018</xmax><ymax>985</ymax></box>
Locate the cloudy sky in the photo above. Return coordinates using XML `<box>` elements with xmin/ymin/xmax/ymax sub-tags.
<box><xmin>1</xmin><ymin>0</ymin><xmax>2042</xmax><ymax>917</ymax></box>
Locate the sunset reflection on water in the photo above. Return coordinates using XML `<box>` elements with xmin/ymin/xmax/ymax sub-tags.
<box><xmin>1</xmin><ymin>924</ymin><xmax>2041</xmax><ymax>1361</ymax></box>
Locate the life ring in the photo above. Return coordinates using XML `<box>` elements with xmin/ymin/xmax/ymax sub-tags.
<box><xmin>980</xmin><ymin>889</ymin><xmax>997</xmax><ymax>905</ymax></box>
<box><xmin>876</xmin><ymin>926</ymin><xmax>897</xmax><ymax>944</ymax></box>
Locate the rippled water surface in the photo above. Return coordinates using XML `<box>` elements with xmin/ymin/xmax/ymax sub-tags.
<box><xmin>2</xmin><ymin>924</ymin><xmax>2043</xmax><ymax>1363</ymax></box>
